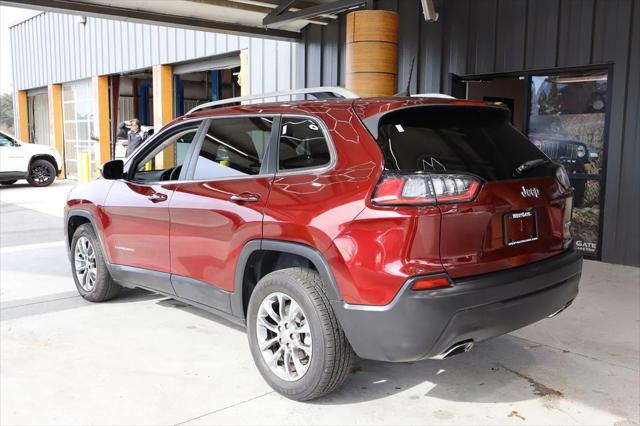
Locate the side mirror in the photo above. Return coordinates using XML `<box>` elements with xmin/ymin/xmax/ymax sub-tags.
<box><xmin>101</xmin><ymin>160</ymin><xmax>124</xmax><ymax>180</ymax></box>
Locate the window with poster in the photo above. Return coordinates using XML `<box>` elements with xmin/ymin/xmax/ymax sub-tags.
<box><xmin>528</xmin><ymin>70</ymin><xmax>609</xmax><ymax>259</ymax></box>
<box><xmin>453</xmin><ymin>65</ymin><xmax>610</xmax><ymax>260</ymax></box>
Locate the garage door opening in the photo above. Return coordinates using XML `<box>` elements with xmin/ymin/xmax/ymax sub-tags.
<box><xmin>173</xmin><ymin>53</ymin><xmax>241</xmax><ymax>116</ymax></box>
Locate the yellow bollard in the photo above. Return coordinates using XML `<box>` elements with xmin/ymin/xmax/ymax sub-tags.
<box><xmin>78</xmin><ymin>152</ymin><xmax>90</xmax><ymax>183</ymax></box>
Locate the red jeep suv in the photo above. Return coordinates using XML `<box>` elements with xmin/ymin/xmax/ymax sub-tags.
<box><xmin>65</xmin><ymin>88</ymin><xmax>581</xmax><ymax>401</ymax></box>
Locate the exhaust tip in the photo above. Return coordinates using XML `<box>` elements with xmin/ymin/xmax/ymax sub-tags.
<box><xmin>548</xmin><ymin>299</ymin><xmax>574</xmax><ymax>318</ymax></box>
<box><xmin>431</xmin><ymin>340</ymin><xmax>474</xmax><ymax>360</ymax></box>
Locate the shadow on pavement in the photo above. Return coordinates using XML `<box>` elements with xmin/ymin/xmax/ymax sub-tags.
<box><xmin>1</xmin><ymin>288</ymin><xmax>162</xmax><ymax>321</ymax></box>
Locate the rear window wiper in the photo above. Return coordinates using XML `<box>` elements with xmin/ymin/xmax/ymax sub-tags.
<box><xmin>513</xmin><ymin>158</ymin><xmax>550</xmax><ymax>176</ymax></box>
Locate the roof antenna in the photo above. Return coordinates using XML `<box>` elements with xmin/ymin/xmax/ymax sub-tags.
<box><xmin>395</xmin><ymin>56</ymin><xmax>416</xmax><ymax>97</ymax></box>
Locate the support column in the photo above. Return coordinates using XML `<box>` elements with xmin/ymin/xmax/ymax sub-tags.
<box><xmin>93</xmin><ymin>75</ymin><xmax>111</xmax><ymax>166</ymax></box>
<box><xmin>345</xmin><ymin>10</ymin><xmax>399</xmax><ymax>97</ymax></box>
<box><xmin>16</xmin><ymin>90</ymin><xmax>29</xmax><ymax>142</ymax></box>
<box><xmin>152</xmin><ymin>64</ymin><xmax>174</xmax><ymax>129</ymax></box>
<box><xmin>152</xmin><ymin>64</ymin><xmax>174</xmax><ymax>168</ymax></box>
<box><xmin>239</xmin><ymin>50</ymin><xmax>250</xmax><ymax>98</ymax></box>
<box><xmin>48</xmin><ymin>84</ymin><xmax>64</xmax><ymax>177</ymax></box>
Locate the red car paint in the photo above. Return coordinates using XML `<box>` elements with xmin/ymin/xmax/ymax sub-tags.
<box><xmin>65</xmin><ymin>97</ymin><xmax>573</xmax><ymax>307</ymax></box>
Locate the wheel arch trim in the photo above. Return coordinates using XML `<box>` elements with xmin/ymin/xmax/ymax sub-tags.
<box><xmin>231</xmin><ymin>239</ymin><xmax>343</xmax><ymax>318</ymax></box>
<box><xmin>65</xmin><ymin>209</ymin><xmax>112</xmax><ymax>268</ymax></box>
<box><xmin>29</xmin><ymin>154</ymin><xmax>59</xmax><ymax>174</ymax></box>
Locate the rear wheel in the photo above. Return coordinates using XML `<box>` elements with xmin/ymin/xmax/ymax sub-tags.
<box><xmin>71</xmin><ymin>224</ymin><xmax>122</xmax><ymax>302</ymax></box>
<box><xmin>247</xmin><ymin>267</ymin><xmax>354</xmax><ymax>401</ymax></box>
<box><xmin>27</xmin><ymin>159</ymin><xmax>56</xmax><ymax>187</ymax></box>
<box><xmin>0</xmin><ymin>180</ymin><xmax>17</xmax><ymax>185</ymax></box>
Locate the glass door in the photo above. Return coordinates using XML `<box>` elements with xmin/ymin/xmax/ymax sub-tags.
<box><xmin>62</xmin><ymin>80</ymin><xmax>97</xmax><ymax>180</ymax></box>
<box><xmin>528</xmin><ymin>70</ymin><xmax>608</xmax><ymax>258</ymax></box>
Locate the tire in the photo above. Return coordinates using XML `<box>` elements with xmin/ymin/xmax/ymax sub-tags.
<box><xmin>70</xmin><ymin>223</ymin><xmax>122</xmax><ymax>302</ymax></box>
<box><xmin>27</xmin><ymin>159</ymin><xmax>56</xmax><ymax>187</ymax></box>
<box><xmin>247</xmin><ymin>267</ymin><xmax>354</xmax><ymax>401</ymax></box>
<box><xmin>0</xmin><ymin>180</ymin><xmax>17</xmax><ymax>185</ymax></box>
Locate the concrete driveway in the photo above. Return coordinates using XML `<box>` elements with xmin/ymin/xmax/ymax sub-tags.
<box><xmin>1</xmin><ymin>180</ymin><xmax>639</xmax><ymax>425</ymax></box>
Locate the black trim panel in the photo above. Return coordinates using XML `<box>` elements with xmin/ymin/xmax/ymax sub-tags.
<box><xmin>110</xmin><ymin>264</ymin><xmax>176</xmax><ymax>295</ymax></box>
<box><xmin>171</xmin><ymin>274</ymin><xmax>231</xmax><ymax>312</ymax></box>
<box><xmin>0</xmin><ymin>172</ymin><xmax>28</xmax><ymax>180</ymax></box>
<box><xmin>333</xmin><ymin>249</ymin><xmax>582</xmax><ymax>362</ymax></box>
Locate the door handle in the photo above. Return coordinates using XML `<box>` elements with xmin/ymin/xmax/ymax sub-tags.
<box><xmin>230</xmin><ymin>192</ymin><xmax>260</xmax><ymax>203</ymax></box>
<box><xmin>147</xmin><ymin>193</ymin><xmax>168</xmax><ymax>203</ymax></box>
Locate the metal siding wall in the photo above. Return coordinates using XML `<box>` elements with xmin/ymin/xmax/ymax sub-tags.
<box><xmin>322</xmin><ymin>21</ymin><xmax>340</xmax><ymax>86</ymax></box>
<box><xmin>10</xmin><ymin>11</ymin><xmax>296</xmax><ymax>95</ymax></box>
<box><xmin>495</xmin><ymin>0</ymin><xmax>528</xmax><ymax>72</ymax></box>
<box><xmin>525</xmin><ymin>0</ymin><xmax>560</xmax><ymax>69</ymax></box>
<box><xmin>590</xmin><ymin>0</ymin><xmax>635</xmax><ymax>265</ymax></box>
<box><xmin>619</xmin><ymin>0</ymin><xmax>640</xmax><ymax>266</ymax></box>
<box><xmin>556</xmin><ymin>0</ymin><xmax>593</xmax><ymax>66</ymax></box>
<box><xmin>263</xmin><ymin>39</ymin><xmax>278</xmax><ymax>99</ymax></box>
<box><xmin>419</xmin><ymin>4</ymin><xmax>443</xmax><ymax>92</ymax></box>
<box><xmin>297</xmin><ymin>0</ymin><xmax>639</xmax><ymax>266</ymax></box>
<box><xmin>398</xmin><ymin>0</ymin><xmax>422</xmax><ymax>94</ymax></box>
<box><xmin>305</xmin><ymin>25</ymin><xmax>323</xmax><ymax>87</ymax></box>
<box><xmin>441</xmin><ymin>0</ymin><xmax>469</xmax><ymax>93</ymax></box>
<box><xmin>467</xmin><ymin>0</ymin><xmax>498</xmax><ymax>75</ymax></box>
<box><xmin>249</xmin><ymin>38</ymin><xmax>264</xmax><ymax>96</ymax></box>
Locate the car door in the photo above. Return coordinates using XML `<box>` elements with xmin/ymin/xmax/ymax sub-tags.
<box><xmin>169</xmin><ymin>115</ymin><xmax>278</xmax><ymax>311</ymax></box>
<box><xmin>102</xmin><ymin>120</ymin><xmax>205</xmax><ymax>294</ymax></box>
<box><xmin>0</xmin><ymin>133</ymin><xmax>24</xmax><ymax>172</ymax></box>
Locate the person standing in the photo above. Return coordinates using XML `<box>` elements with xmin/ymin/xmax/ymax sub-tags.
<box><xmin>117</xmin><ymin>118</ymin><xmax>149</xmax><ymax>157</ymax></box>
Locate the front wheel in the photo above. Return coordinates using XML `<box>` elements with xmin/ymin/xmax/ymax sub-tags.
<box><xmin>27</xmin><ymin>159</ymin><xmax>56</xmax><ymax>187</ymax></box>
<box><xmin>71</xmin><ymin>224</ymin><xmax>122</xmax><ymax>302</ymax></box>
<box><xmin>247</xmin><ymin>267</ymin><xmax>354</xmax><ymax>401</ymax></box>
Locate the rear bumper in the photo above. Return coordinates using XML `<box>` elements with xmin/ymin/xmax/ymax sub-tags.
<box><xmin>332</xmin><ymin>249</ymin><xmax>582</xmax><ymax>362</ymax></box>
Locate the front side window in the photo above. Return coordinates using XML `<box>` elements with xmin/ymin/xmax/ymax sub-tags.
<box><xmin>132</xmin><ymin>127</ymin><xmax>199</xmax><ymax>182</ymax></box>
<box><xmin>193</xmin><ymin>116</ymin><xmax>274</xmax><ymax>180</ymax></box>
<box><xmin>0</xmin><ymin>134</ymin><xmax>14</xmax><ymax>147</ymax></box>
<box><xmin>278</xmin><ymin>117</ymin><xmax>330</xmax><ymax>171</ymax></box>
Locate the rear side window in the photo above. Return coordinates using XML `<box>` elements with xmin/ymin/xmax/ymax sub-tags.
<box><xmin>278</xmin><ymin>117</ymin><xmax>331</xmax><ymax>171</ymax></box>
<box><xmin>193</xmin><ymin>116</ymin><xmax>274</xmax><ymax>180</ymax></box>
<box><xmin>377</xmin><ymin>107</ymin><xmax>551</xmax><ymax>181</ymax></box>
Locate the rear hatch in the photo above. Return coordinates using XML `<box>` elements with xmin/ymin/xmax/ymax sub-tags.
<box><xmin>369</xmin><ymin>104</ymin><xmax>573</xmax><ymax>278</ymax></box>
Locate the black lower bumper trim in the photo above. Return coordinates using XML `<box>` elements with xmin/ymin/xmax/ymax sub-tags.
<box><xmin>333</xmin><ymin>249</ymin><xmax>582</xmax><ymax>362</ymax></box>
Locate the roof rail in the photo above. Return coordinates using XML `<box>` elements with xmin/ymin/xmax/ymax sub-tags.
<box><xmin>411</xmin><ymin>93</ymin><xmax>456</xmax><ymax>99</ymax></box>
<box><xmin>187</xmin><ymin>86</ymin><xmax>359</xmax><ymax>114</ymax></box>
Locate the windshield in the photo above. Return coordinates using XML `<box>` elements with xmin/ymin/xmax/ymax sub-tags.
<box><xmin>377</xmin><ymin>106</ymin><xmax>555</xmax><ymax>181</ymax></box>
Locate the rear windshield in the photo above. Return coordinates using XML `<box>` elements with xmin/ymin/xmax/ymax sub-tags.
<box><xmin>376</xmin><ymin>106</ymin><xmax>553</xmax><ymax>181</ymax></box>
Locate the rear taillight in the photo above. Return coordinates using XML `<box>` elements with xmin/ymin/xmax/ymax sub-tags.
<box><xmin>372</xmin><ymin>173</ymin><xmax>481</xmax><ymax>206</ymax></box>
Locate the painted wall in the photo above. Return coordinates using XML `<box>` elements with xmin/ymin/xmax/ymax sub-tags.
<box><xmin>300</xmin><ymin>0</ymin><xmax>639</xmax><ymax>266</ymax></box>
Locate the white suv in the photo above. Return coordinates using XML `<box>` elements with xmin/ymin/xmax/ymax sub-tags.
<box><xmin>0</xmin><ymin>131</ymin><xmax>62</xmax><ymax>187</ymax></box>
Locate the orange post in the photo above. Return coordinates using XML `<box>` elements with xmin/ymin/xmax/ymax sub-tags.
<box><xmin>93</xmin><ymin>75</ymin><xmax>111</xmax><ymax>167</ymax></box>
<box><xmin>152</xmin><ymin>64</ymin><xmax>174</xmax><ymax>129</ymax></box>
<box><xmin>16</xmin><ymin>90</ymin><xmax>29</xmax><ymax>142</ymax></box>
<box><xmin>48</xmin><ymin>84</ymin><xmax>64</xmax><ymax>177</ymax></box>
<box><xmin>153</xmin><ymin>64</ymin><xmax>174</xmax><ymax>169</ymax></box>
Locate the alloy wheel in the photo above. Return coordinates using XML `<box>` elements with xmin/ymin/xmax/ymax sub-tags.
<box><xmin>256</xmin><ymin>292</ymin><xmax>313</xmax><ymax>381</ymax></box>
<box><xmin>74</xmin><ymin>236</ymin><xmax>97</xmax><ymax>292</ymax></box>
<box><xmin>30</xmin><ymin>164</ymin><xmax>52</xmax><ymax>185</ymax></box>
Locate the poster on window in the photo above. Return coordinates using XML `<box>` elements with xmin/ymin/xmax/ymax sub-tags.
<box><xmin>528</xmin><ymin>71</ymin><xmax>607</xmax><ymax>258</ymax></box>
